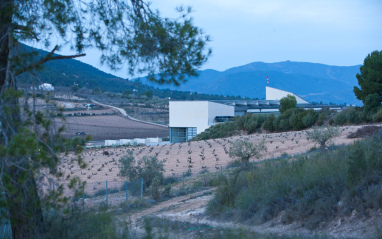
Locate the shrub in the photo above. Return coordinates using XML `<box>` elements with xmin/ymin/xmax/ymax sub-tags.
<box><xmin>333</xmin><ymin>109</ymin><xmax>348</xmax><ymax>125</ymax></box>
<box><xmin>278</xmin><ymin>118</ymin><xmax>291</xmax><ymax>131</ymax></box>
<box><xmin>302</xmin><ymin>110</ymin><xmax>318</xmax><ymax>127</ymax></box>
<box><xmin>192</xmin><ymin>121</ymin><xmax>237</xmax><ymax>141</ymax></box>
<box><xmin>38</xmin><ymin>209</ymin><xmax>131</xmax><ymax>238</ymax></box>
<box><xmin>118</xmin><ymin>150</ymin><xmax>138</xmax><ymax>180</ymax></box>
<box><xmin>347</xmin><ymin>107</ymin><xmax>363</xmax><ymax>124</ymax></box>
<box><xmin>262</xmin><ymin>114</ymin><xmax>275</xmax><ymax>132</ymax></box>
<box><xmin>279</xmin><ymin>95</ymin><xmax>297</xmax><ymax>114</ymax></box>
<box><xmin>317</xmin><ymin>113</ymin><xmax>327</xmax><ymax>126</ymax></box>
<box><xmin>364</xmin><ymin>93</ymin><xmax>381</xmax><ymax>113</ymax></box>
<box><xmin>306</xmin><ymin>126</ymin><xmax>340</xmax><ymax>150</ymax></box>
<box><xmin>229</xmin><ymin>140</ymin><xmax>267</xmax><ymax>166</ymax></box>
<box><xmin>118</xmin><ymin>151</ymin><xmax>164</xmax><ymax>188</ymax></box>
<box><xmin>149</xmin><ymin>176</ymin><xmax>162</xmax><ymax>201</ymax></box>
<box><xmin>372</xmin><ymin>108</ymin><xmax>382</xmax><ymax>122</ymax></box>
<box><xmin>347</xmin><ymin>126</ymin><xmax>381</xmax><ymax>138</ymax></box>
<box><xmin>208</xmin><ymin>133</ymin><xmax>382</xmax><ymax>228</ymax></box>
<box><xmin>138</xmin><ymin>156</ymin><xmax>165</xmax><ymax>188</ymax></box>
<box><xmin>237</xmin><ymin>114</ymin><xmax>267</xmax><ymax>134</ymax></box>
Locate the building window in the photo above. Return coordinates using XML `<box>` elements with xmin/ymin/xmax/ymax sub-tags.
<box><xmin>187</xmin><ymin>127</ymin><xmax>197</xmax><ymax>141</ymax></box>
<box><xmin>170</xmin><ymin>127</ymin><xmax>197</xmax><ymax>143</ymax></box>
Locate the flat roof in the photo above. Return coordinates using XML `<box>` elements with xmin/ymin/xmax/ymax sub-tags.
<box><xmin>170</xmin><ymin>100</ymin><xmax>340</xmax><ymax>112</ymax></box>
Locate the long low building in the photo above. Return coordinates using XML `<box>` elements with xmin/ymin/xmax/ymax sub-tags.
<box><xmin>169</xmin><ymin>86</ymin><xmax>342</xmax><ymax>143</ymax></box>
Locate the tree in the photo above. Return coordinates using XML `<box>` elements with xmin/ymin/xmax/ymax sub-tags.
<box><xmin>144</xmin><ymin>90</ymin><xmax>153</xmax><ymax>99</ymax></box>
<box><xmin>71</xmin><ymin>84</ymin><xmax>79</xmax><ymax>92</ymax></box>
<box><xmin>118</xmin><ymin>151</ymin><xmax>164</xmax><ymax>188</ymax></box>
<box><xmin>229</xmin><ymin>140</ymin><xmax>267</xmax><ymax>167</ymax></box>
<box><xmin>279</xmin><ymin>95</ymin><xmax>297</xmax><ymax>114</ymax></box>
<box><xmin>0</xmin><ymin>1</ymin><xmax>210</xmax><ymax>237</ymax></box>
<box><xmin>92</xmin><ymin>87</ymin><xmax>101</xmax><ymax>95</ymax></box>
<box><xmin>363</xmin><ymin>93</ymin><xmax>381</xmax><ymax>113</ymax></box>
<box><xmin>354</xmin><ymin>50</ymin><xmax>382</xmax><ymax>102</ymax></box>
<box><xmin>305</xmin><ymin>126</ymin><xmax>340</xmax><ymax>150</ymax></box>
<box><xmin>118</xmin><ymin>150</ymin><xmax>139</xmax><ymax>181</ymax></box>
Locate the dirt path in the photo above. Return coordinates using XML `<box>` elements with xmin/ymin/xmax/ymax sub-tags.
<box><xmin>91</xmin><ymin>99</ymin><xmax>167</xmax><ymax>128</ymax></box>
<box><xmin>122</xmin><ymin>188</ymin><xmax>215</xmax><ymax>227</ymax></box>
<box><xmin>124</xmin><ymin>186</ymin><xmax>381</xmax><ymax>239</ymax></box>
<box><xmin>124</xmin><ymin>187</ymin><xmax>311</xmax><ymax>237</ymax></box>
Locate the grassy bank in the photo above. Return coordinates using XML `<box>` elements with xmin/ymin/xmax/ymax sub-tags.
<box><xmin>207</xmin><ymin>131</ymin><xmax>382</xmax><ymax>230</ymax></box>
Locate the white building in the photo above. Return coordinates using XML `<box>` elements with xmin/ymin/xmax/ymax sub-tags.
<box><xmin>169</xmin><ymin>101</ymin><xmax>235</xmax><ymax>142</ymax></box>
<box><xmin>266</xmin><ymin>86</ymin><xmax>308</xmax><ymax>104</ymax></box>
<box><xmin>38</xmin><ymin>83</ymin><xmax>54</xmax><ymax>91</ymax></box>
<box><xmin>169</xmin><ymin>87</ymin><xmax>342</xmax><ymax>143</ymax></box>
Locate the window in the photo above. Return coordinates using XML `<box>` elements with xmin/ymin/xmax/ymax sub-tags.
<box><xmin>187</xmin><ymin>127</ymin><xmax>197</xmax><ymax>141</ymax></box>
<box><xmin>170</xmin><ymin>127</ymin><xmax>197</xmax><ymax>143</ymax></box>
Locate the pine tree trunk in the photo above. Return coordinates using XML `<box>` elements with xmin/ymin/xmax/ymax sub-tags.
<box><xmin>1</xmin><ymin>1</ymin><xmax>45</xmax><ymax>238</ymax></box>
<box><xmin>0</xmin><ymin>0</ymin><xmax>11</xmax><ymax>89</ymax></box>
<box><xmin>6</xmin><ymin>169</ymin><xmax>45</xmax><ymax>239</ymax></box>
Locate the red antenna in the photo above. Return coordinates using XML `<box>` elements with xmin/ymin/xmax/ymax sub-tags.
<box><xmin>266</xmin><ymin>76</ymin><xmax>269</xmax><ymax>85</ymax></box>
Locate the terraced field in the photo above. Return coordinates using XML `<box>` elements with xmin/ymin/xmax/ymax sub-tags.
<box><xmin>55</xmin><ymin>115</ymin><xmax>168</xmax><ymax>140</ymax></box>
<box><xmin>55</xmin><ymin>124</ymin><xmax>365</xmax><ymax>187</ymax></box>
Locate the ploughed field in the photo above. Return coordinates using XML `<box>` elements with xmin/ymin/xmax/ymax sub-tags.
<box><xmin>55</xmin><ymin>115</ymin><xmax>169</xmax><ymax>140</ymax></box>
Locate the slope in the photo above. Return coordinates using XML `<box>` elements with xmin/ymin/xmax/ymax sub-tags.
<box><xmin>137</xmin><ymin>61</ymin><xmax>361</xmax><ymax>105</ymax></box>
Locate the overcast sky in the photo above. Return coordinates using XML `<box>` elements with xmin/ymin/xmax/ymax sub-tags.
<box><xmin>59</xmin><ymin>0</ymin><xmax>382</xmax><ymax>78</ymax></box>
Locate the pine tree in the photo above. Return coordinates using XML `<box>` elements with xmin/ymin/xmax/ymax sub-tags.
<box><xmin>354</xmin><ymin>50</ymin><xmax>382</xmax><ymax>102</ymax></box>
<box><xmin>0</xmin><ymin>1</ymin><xmax>210</xmax><ymax>237</ymax></box>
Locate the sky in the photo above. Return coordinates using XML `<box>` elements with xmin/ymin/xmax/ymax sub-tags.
<box><xmin>55</xmin><ymin>0</ymin><xmax>382</xmax><ymax>78</ymax></box>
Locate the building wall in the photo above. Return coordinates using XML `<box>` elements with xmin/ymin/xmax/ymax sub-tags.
<box><xmin>266</xmin><ymin>86</ymin><xmax>309</xmax><ymax>104</ymax></box>
<box><xmin>207</xmin><ymin>101</ymin><xmax>235</xmax><ymax>127</ymax></box>
<box><xmin>169</xmin><ymin>101</ymin><xmax>234</xmax><ymax>134</ymax></box>
<box><xmin>169</xmin><ymin>101</ymin><xmax>209</xmax><ymax>134</ymax></box>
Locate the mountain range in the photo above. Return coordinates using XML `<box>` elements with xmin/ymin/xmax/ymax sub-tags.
<box><xmin>136</xmin><ymin>61</ymin><xmax>362</xmax><ymax>105</ymax></box>
<box><xmin>18</xmin><ymin>45</ymin><xmax>244</xmax><ymax>101</ymax></box>
<box><xmin>19</xmin><ymin>45</ymin><xmax>362</xmax><ymax>105</ymax></box>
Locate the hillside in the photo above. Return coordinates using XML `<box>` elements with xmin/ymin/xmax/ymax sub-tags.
<box><xmin>51</xmin><ymin>124</ymin><xmax>382</xmax><ymax>238</ymax></box>
<box><xmin>18</xmin><ymin>45</ymin><xmax>362</xmax><ymax>105</ymax></box>
<box><xmin>18</xmin><ymin>45</ymin><xmax>247</xmax><ymax>101</ymax></box>
<box><xmin>137</xmin><ymin>61</ymin><xmax>362</xmax><ymax>105</ymax></box>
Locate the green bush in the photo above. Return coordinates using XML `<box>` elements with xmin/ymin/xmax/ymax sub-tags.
<box><xmin>288</xmin><ymin>109</ymin><xmax>318</xmax><ymax>130</ymax></box>
<box><xmin>302</xmin><ymin>110</ymin><xmax>319</xmax><ymax>127</ymax></box>
<box><xmin>333</xmin><ymin>110</ymin><xmax>348</xmax><ymax>125</ymax></box>
<box><xmin>118</xmin><ymin>151</ymin><xmax>164</xmax><ymax>188</ymax></box>
<box><xmin>229</xmin><ymin>139</ymin><xmax>267</xmax><ymax>166</ymax></box>
<box><xmin>38</xmin><ymin>209</ymin><xmax>131</xmax><ymax>238</ymax></box>
<box><xmin>192</xmin><ymin>121</ymin><xmax>237</xmax><ymax>141</ymax></box>
<box><xmin>333</xmin><ymin>107</ymin><xmax>363</xmax><ymax>125</ymax></box>
<box><xmin>236</xmin><ymin>114</ymin><xmax>267</xmax><ymax>134</ymax></box>
<box><xmin>347</xmin><ymin>107</ymin><xmax>362</xmax><ymax>124</ymax></box>
<box><xmin>208</xmin><ymin>131</ymin><xmax>382</xmax><ymax>228</ymax></box>
<box><xmin>372</xmin><ymin>108</ymin><xmax>382</xmax><ymax>122</ymax></box>
<box><xmin>279</xmin><ymin>95</ymin><xmax>297</xmax><ymax>114</ymax></box>
<box><xmin>364</xmin><ymin>93</ymin><xmax>381</xmax><ymax>113</ymax></box>
<box><xmin>262</xmin><ymin>114</ymin><xmax>275</xmax><ymax>132</ymax></box>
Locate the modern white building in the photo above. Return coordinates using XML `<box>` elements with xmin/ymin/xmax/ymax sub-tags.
<box><xmin>266</xmin><ymin>86</ymin><xmax>308</xmax><ymax>104</ymax></box>
<box><xmin>169</xmin><ymin>101</ymin><xmax>235</xmax><ymax>142</ymax></box>
<box><xmin>169</xmin><ymin>87</ymin><xmax>341</xmax><ymax>142</ymax></box>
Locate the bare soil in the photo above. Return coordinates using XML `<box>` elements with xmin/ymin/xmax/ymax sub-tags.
<box><xmin>122</xmin><ymin>188</ymin><xmax>382</xmax><ymax>239</ymax></box>
<box><xmin>56</xmin><ymin>124</ymin><xmax>366</xmax><ymax>187</ymax></box>
<box><xmin>49</xmin><ymin>124</ymin><xmax>382</xmax><ymax>238</ymax></box>
<box><xmin>54</xmin><ymin>114</ymin><xmax>168</xmax><ymax>140</ymax></box>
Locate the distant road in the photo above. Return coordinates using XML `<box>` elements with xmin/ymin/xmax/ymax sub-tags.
<box><xmin>91</xmin><ymin>100</ymin><xmax>168</xmax><ymax>128</ymax></box>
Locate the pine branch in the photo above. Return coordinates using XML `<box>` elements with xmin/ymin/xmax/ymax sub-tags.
<box><xmin>15</xmin><ymin>45</ymin><xmax>86</xmax><ymax>76</ymax></box>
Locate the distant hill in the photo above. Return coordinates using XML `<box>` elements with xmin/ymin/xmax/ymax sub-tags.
<box><xmin>17</xmin><ymin>45</ymin><xmax>247</xmax><ymax>101</ymax></box>
<box><xmin>18</xmin><ymin>45</ymin><xmax>362</xmax><ymax>105</ymax></box>
<box><xmin>136</xmin><ymin>61</ymin><xmax>362</xmax><ymax>105</ymax></box>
